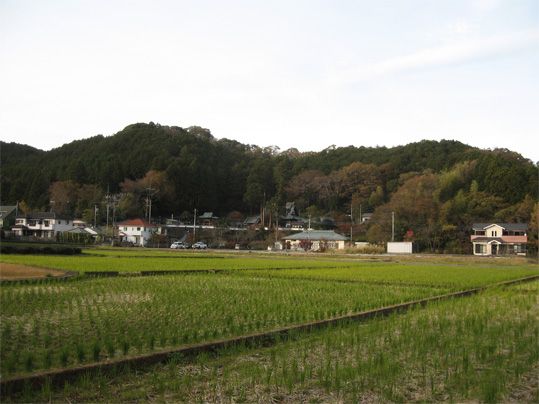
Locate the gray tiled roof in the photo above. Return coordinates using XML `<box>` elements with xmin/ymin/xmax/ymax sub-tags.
<box><xmin>283</xmin><ymin>230</ymin><xmax>348</xmax><ymax>241</ymax></box>
<box><xmin>0</xmin><ymin>205</ymin><xmax>17</xmax><ymax>218</ymax></box>
<box><xmin>199</xmin><ymin>212</ymin><xmax>218</xmax><ymax>219</ymax></box>
<box><xmin>472</xmin><ymin>223</ymin><xmax>527</xmax><ymax>231</ymax></box>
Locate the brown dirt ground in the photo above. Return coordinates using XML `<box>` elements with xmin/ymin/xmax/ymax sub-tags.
<box><xmin>0</xmin><ymin>263</ymin><xmax>67</xmax><ymax>280</ymax></box>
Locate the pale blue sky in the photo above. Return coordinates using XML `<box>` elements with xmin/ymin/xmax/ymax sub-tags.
<box><xmin>1</xmin><ymin>0</ymin><xmax>538</xmax><ymax>161</ymax></box>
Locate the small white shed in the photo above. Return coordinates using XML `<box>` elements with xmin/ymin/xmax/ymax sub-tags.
<box><xmin>387</xmin><ymin>242</ymin><xmax>413</xmax><ymax>254</ymax></box>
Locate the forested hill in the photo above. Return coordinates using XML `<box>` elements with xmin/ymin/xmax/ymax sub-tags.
<box><xmin>1</xmin><ymin>122</ymin><xmax>537</xmax><ymax>250</ymax></box>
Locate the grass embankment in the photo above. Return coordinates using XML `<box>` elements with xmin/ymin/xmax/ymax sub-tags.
<box><xmin>8</xmin><ymin>282</ymin><xmax>538</xmax><ymax>403</ymax></box>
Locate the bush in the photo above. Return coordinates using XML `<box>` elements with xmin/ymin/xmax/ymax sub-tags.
<box><xmin>0</xmin><ymin>244</ymin><xmax>82</xmax><ymax>255</ymax></box>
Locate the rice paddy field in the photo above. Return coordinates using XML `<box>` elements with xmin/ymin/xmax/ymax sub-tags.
<box><xmin>0</xmin><ymin>248</ymin><xmax>538</xmax><ymax>402</ymax></box>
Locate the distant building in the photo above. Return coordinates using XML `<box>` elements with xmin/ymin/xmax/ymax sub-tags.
<box><xmin>243</xmin><ymin>215</ymin><xmax>261</xmax><ymax>230</ymax></box>
<box><xmin>0</xmin><ymin>205</ymin><xmax>17</xmax><ymax>229</ymax></box>
<box><xmin>282</xmin><ymin>230</ymin><xmax>348</xmax><ymax>251</ymax></box>
<box><xmin>471</xmin><ymin>223</ymin><xmax>527</xmax><ymax>256</ymax></box>
<box><xmin>11</xmin><ymin>212</ymin><xmax>76</xmax><ymax>238</ymax></box>
<box><xmin>117</xmin><ymin>218</ymin><xmax>159</xmax><ymax>247</ymax></box>
<box><xmin>198</xmin><ymin>212</ymin><xmax>219</xmax><ymax>227</ymax></box>
<box><xmin>361</xmin><ymin>213</ymin><xmax>373</xmax><ymax>223</ymax></box>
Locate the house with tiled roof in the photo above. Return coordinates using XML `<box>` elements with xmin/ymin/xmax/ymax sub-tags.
<box><xmin>470</xmin><ymin>223</ymin><xmax>527</xmax><ymax>256</ymax></box>
<box><xmin>282</xmin><ymin>230</ymin><xmax>348</xmax><ymax>251</ymax></box>
<box><xmin>198</xmin><ymin>212</ymin><xmax>219</xmax><ymax>227</ymax></box>
<box><xmin>11</xmin><ymin>212</ymin><xmax>76</xmax><ymax>238</ymax></box>
<box><xmin>0</xmin><ymin>205</ymin><xmax>17</xmax><ymax>229</ymax></box>
<box><xmin>117</xmin><ymin>218</ymin><xmax>158</xmax><ymax>246</ymax></box>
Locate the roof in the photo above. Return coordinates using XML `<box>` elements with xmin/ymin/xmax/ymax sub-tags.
<box><xmin>244</xmin><ymin>215</ymin><xmax>261</xmax><ymax>225</ymax></box>
<box><xmin>471</xmin><ymin>237</ymin><xmax>505</xmax><ymax>243</ymax></box>
<box><xmin>0</xmin><ymin>206</ymin><xmax>17</xmax><ymax>218</ymax></box>
<box><xmin>16</xmin><ymin>212</ymin><xmax>64</xmax><ymax>220</ymax></box>
<box><xmin>199</xmin><ymin>212</ymin><xmax>218</xmax><ymax>219</ymax></box>
<box><xmin>281</xmin><ymin>214</ymin><xmax>304</xmax><ymax>221</ymax></box>
<box><xmin>117</xmin><ymin>218</ymin><xmax>157</xmax><ymax>227</ymax></box>
<box><xmin>472</xmin><ymin>223</ymin><xmax>528</xmax><ymax>231</ymax></box>
<box><xmin>65</xmin><ymin>227</ymin><xmax>87</xmax><ymax>234</ymax></box>
<box><xmin>283</xmin><ymin>230</ymin><xmax>348</xmax><ymax>241</ymax></box>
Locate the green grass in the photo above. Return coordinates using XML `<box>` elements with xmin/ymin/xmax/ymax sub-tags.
<box><xmin>0</xmin><ymin>274</ymin><xmax>445</xmax><ymax>377</ymax></box>
<box><xmin>8</xmin><ymin>282</ymin><xmax>538</xmax><ymax>403</ymax></box>
<box><xmin>242</xmin><ymin>264</ymin><xmax>539</xmax><ymax>289</ymax></box>
<box><xmin>1</xmin><ymin>251</ymin><xmax>537</xmax><ymax>393</ymax></box>
<box><xmin>0</xmin><ymin>252</ymin><xmax>361</xmax><ymax>273</ymax></box>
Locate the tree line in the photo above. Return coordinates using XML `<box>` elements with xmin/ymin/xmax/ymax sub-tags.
<box><xmin>1</xmin><ymin>122</ymin><xmax>537</xmax><ymax>252</ymax></box>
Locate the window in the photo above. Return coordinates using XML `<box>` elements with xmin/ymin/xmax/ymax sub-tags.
<box><xmin>491</xmin><ymin>230</ymin><xmax>497</xmax><ymax>237</ymax></box>
<box><xmin>475</xmin><ymin>230</ymin><xmax>485</xmax><ymax>236</ymax></box>
<box><xmin>124</xmin><ymin>227</ymin><xmax>127</xmax><ymax>231</ymax></box>
<box><xmin>137</xmin><ymin>227</ymin><xmax>141</xmax><ymax>231</ymax></box>
<box><xmin>44</xmin><ymin>220</ymin><xmax>50</xmax><ymax>227</ymax></box>
<box><xmin>15</xmin><ymin>219</ymin><xmax>24</xmax><ymax>224</ymax></box>
<box><xmin>475</xmin><ymin>244</ymin><xmax>485</xmax><ymax>254</ymax></box>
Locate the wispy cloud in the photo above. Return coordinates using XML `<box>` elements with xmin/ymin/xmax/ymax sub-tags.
<box><xmin>333</xmin><ymin>29</ymin><xmax>539</xmax><ymax>84</ymax></box>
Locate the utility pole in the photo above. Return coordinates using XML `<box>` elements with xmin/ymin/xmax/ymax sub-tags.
<box><xmin>105</xmin><ymin>186</ymin><xmax>111</xmax><ymax>233</ymax></box>
<box><xmin>144</xmin><ymin>184</ymin><xmax>158</xmax><ymax>224</ymax></box>
<box><xmin>391</xmin><ymin>211</ymin><xmax>395</xmax><ymax>242</ymax></box>
<box><xmin>193</xmin><ymin>208</ymin><xmax>197</xmax><ymax>242</ymax></box>
<box><xmin>94</xmin><ymin>204</ymin><xmax>98</xmax><ymax>228</ymax></box>
<box><xmin>350</xmin><ymin>204</ymin><xmax>353</xmax><ymax>245</ymax></box>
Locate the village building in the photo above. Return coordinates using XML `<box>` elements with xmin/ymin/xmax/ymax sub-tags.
<box><xmin>282</xmin><ymin>230</ymin><xmax>348</xmax><ymax>251</ymax></box>
<box><xmin>11</xmin><ymin>212</ymin><xmax>76</xmax><ymax>238</ymax></box>
<box><xmin>0</xmin><ymin>205</ymin><xmax>18</xmax><ymax>229</ymax></box>
<box><xmin>243</xmin><ymin>215</ymin><xmax>261</xmax><ymax>230</ymax></box>
<box><xmin>470</xmin><ymin>223</ymin><xmax>527</xmax><ymax>256</ymax></box>
<box><xmin>117</xmin><ymin>218</ymin><xmax>159</xmax><ymax>247</ymax></box>
<box><xmin>198</xmin><ymin>212</ymin><xmax>219</xmax><ymax>227</ymax></box>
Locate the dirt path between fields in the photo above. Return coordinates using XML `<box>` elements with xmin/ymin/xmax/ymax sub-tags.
<box><xmin>0</xmin><ymin>263</ymin><xmax>68</xmax><ymax>280</ymax></box>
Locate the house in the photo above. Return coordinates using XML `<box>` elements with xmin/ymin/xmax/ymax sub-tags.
<box><xmin>470</xmin><ymin>223</ymin><xmax>527</xmax><ymax>256</ymax></box>
<box><xmin>116</xmin><ymin>218</ymin><xmax>158</xmax><ymax>247</ymax></box>
<box><xmin>361</xmin><ymin>213</ymin><xmax>373</xmax><ymax>223</ymax></box>
<box><xmin>0</xmin><ymin>205</ymin><xmax>17</xmax><ymax>229</ymax></box>
<box><xmin>282</xmin><ymin>230</ymin><xmax>348</xmax><ymax>251</ymax></box>
<box><xmin>281</xmin><ymin>214</ymin><xmax>306</xmax><ymax>230</ymax></box>
<box><xmin>199</xmin><ymin>212</ymin><xmax>219</xmax><ymax>227</ymax></box>
<box><xmin>11</xmin><ymin>212</ymin><xmax>76</xmax><ymax>238</ymax></box>
<box><xmin>243</xmin><ymin>215</ymin><xmax>261</xmax><ymax>230</ymax></box>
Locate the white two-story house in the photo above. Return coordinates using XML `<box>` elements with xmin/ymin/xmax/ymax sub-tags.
<box><xmin>470</xmin><ymin>223</ymin><xmax>527</xmax><ymax>256</ymax></box>
<box><xmin>11</xmin><ymin>212</ymin><xmax>76</xmax><ymax>238</ymax></box>
<box><xmin>117</xmin><ymin>218</ymin><xmax>158</xmax><ymax>246</ymax></box>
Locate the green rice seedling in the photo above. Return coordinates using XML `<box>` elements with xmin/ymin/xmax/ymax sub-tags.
<box><xmin>23</xmin><ymin>352</ymin><xmax>35</xmax><ymax>372</ymax></box>
<box><xmin>59</xmin><ymin>347</ymin><xmax>69</xmax><ymax>367</ymax></box>
<box><xmin>76</xmin><ymin>343</ymin><xmax>85</xmax><ymax>363</ymax></box>
<box><xmin>92</xmin><ymin>341</ymin><xmax>101</xmax><ymax>362</ymax></box>
<box><xmin>121</xmin><ymin>339</ymin><xmax>130</xmax><ymax>356</ymax></box>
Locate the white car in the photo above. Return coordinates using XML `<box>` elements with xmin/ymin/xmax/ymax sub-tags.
<box><xmin>170</xmin><ymin>241</ymin><xmax>189</xmax><ymax>249</ymax></box>
<box><xmin>191</xmin><ymin>241</ymin><xmax>207</xmax><ymax>249</ymax></box>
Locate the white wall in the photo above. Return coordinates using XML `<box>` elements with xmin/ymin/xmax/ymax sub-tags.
<box><xmin>387</xmin><ymin>242</ymin><xmax>413</xmax><ymax>254</ymax></box>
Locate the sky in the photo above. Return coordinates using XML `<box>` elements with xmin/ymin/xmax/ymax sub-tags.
<box><xmin>1</xmin><ymin>0</ymin><xmax>538</xmax><ymax>162</ymax></box>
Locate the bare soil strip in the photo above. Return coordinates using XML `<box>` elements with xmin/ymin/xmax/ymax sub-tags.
<box><xmin>0</xmin><ymin>263</ymin><xmax>67</xmax><ymax>280</ymax></box>
<box><xmin>1</xmin><ymin>274</ymin><xmax>537</xmax><ymax>395</ymax></box>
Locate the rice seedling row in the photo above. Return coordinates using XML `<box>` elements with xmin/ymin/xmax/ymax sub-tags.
<box><xmin>242</xmin><ymin>265</ymin><xmax>539</xmax><ymax>290</ymax></box>
<box><xmin>0</xmin><ymin>254</ymin><xmax>361</xmax><ymax>273</ymax></box>
<box><xmin>1</xmin><ymin>273</ymin><xmax>449</xmax><ymax>378</ymax></box>
<box><xmin>8</xmin><ymin>281</ymin><xmax>537</xmax><ymax>403</ymax></box>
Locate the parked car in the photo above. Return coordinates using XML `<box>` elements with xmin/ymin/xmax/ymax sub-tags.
<box><xmin>170</xmin><ymin>241</ymin><xmax>189</xmax><ymax>249</ymax></box>
<box><xmin>191</xmin><ymin>241</ymin><xmax>208</xmax><ymax>249</ymax></box>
